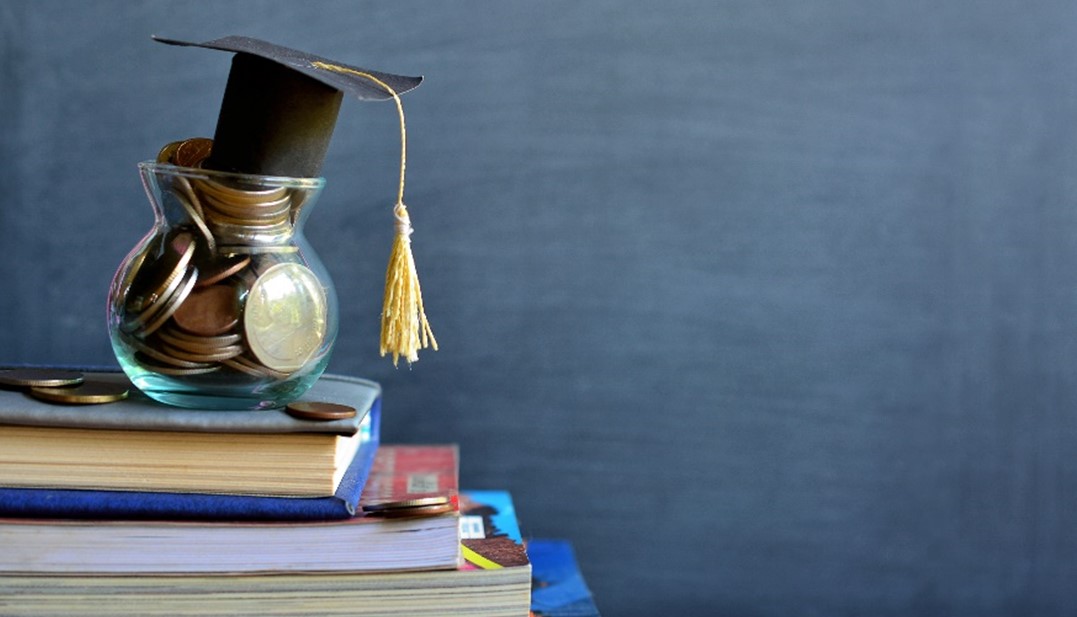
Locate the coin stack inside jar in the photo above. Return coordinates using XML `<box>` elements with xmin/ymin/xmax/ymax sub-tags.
<box><xmin>115</xmin><ymin>139</ymin><xmax>329</xmax><ymax>383</ymax></box>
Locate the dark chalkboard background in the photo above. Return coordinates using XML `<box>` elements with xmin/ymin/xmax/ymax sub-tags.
<box><xmin>4</xmin><ymin>2</ymin><xmax>1077</xmax><ymax>615</ymax></box>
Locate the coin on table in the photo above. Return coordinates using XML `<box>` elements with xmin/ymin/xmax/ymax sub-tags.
<box><xmin>172</xmin><ymin>284</ymin><xmax>240</xmax><ymax>337</ymax></box>
<box><xmin>0</xmin><ymin>368</ymin><xmax>84</xmax><ymax>389</ymax></box>
<box><xmin>29</xmin><ymin>381</ymin><xmax>129</xmax><ymax>405</ymax></box>
<box><xmin>285</xmin><ymin>401</ymin><xmax>356</xmax><ymax>421</ymax></box>
<box><xmin>244</xmin><ymin>262</ymin><xmax>327</xmax><ymax>373</ymax></box>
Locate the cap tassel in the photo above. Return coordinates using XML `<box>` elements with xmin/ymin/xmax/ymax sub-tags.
<box><xmin>312</xmin><ymin>61</ymin><xmax>437</xmax><ymax>365</ymax></box>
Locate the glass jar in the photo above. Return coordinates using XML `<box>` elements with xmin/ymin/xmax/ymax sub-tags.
<box><xmin>107</xmin><ymin>162</ymin><xmax>339</xmax><ymax>409</ymax></box>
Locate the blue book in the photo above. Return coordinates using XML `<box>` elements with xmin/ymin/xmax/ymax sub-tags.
<box><xmin>529</xmin><ymin>539</ymin><xmax>603</xmax><ymax>617</ymax></box>
<box><xmin>0</xmin><ymin>372</ymin><xmax>380</xmax><ymax>521</ymax></box>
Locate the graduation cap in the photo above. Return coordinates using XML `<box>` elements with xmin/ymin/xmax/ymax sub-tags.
<box><xmin>153</xmin><ymin>35</ymin><xmax>422</xmax><ymax>178</ymax></box>
<box><xmin>154</xmin><ymin>35</ymin><xmax>436</xmax><ymax>364</ymax></box>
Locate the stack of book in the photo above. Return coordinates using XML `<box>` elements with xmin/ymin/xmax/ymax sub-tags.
<box><xmin>0</xmin><ymin>370</ymin><xmax>601</xmax><ymax>616</ymax></box>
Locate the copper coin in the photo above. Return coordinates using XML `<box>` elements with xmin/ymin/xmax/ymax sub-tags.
<box><xmin>156</xmin><ymin>328</ymin><xmax>242</xmax><ymax>354</ymax></box>
<box><xmin>195</xmin><ymin>255</ymin><xmax>251</xmax><ymax>288</ymax></box>
<box><xmin>125</xmin><ymin>231</ymin><xmax>196</xmax><ymax>316</ymax></box>
<box><xmin>284</xmin><ymin>401</ymin><xmax>357</xmax><ymax>421</ymax></box>
<box><xmin>173</xmin><ymin>137</ymin><xmax>213</xmax><ymax>168</ymax></box>
<box><xmin>0</xmin><ymin>368</ymin><xmax>84</xmax><ymax>389</ymax></box>
<box><xmin>172</xmin><ymin>284</ymin><xmax>240</xmax><ymax>337</ymax></box>
<box><xmin>158</xmin><ymin>342</ymin><xmax>243</xmax><ymax>364</ymax></box>
<box><xmin>362</xmin><ymin>495</ymin><xmax>452</xmax><ymax>513</ymax></box>
<box><xmin>156</xmin><ymin>140</ymin><xmax>183</xmax><ymax>164</ymax></box>
<box><xmin>140</xmin><ymin>268</ymin><xmax>198</xmax><ymax>337</ymax></box>
<box><xmin>30</xmin><ymin>381</ymin><xmax>129</xmax><ymax>405</ymax></box>
<box><xmin>223</xmin><ymin>355</ymin><xmax>292</xmax><ymax>380</ymax></box>
<box><xmin>365</xmin><ymin>503</ymin><xmax>455</xmax><ymax>519</ymax></box>
<box><xmin>133</xmin><ymin>352</ymin><xmax>219</xmax><ymax>376</ymax></box>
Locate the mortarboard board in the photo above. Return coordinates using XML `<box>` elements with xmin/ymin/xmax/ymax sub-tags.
<box><xmin>152</xmin><ymin>35</ymin><xmax>423</xmax><ymax>178</ymax></box>
<box><xmin>154</xmin><ymin>35</ymin><xmax>436</xmax><ymax>365</ymax></box>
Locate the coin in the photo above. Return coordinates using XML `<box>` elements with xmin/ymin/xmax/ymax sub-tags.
<box><xmin>0</xmin><ymin>368</ymin><xmax>84</xmax><ymax>389</ymax></box>
<box><xmin>172</xmin><ymin>284</ymin><xmax>240</xmax><ymax>337</ymax></box>
<box><xmin>29</xmin><ymin>381</ymin><xmax>129</xmax><ymax>405</ymax></box>
<box><xmin>193</xmin><ymin>177</ymin><xmax>288</xmax><ymax>204</ymax></box>
<box><xmin>157</xmin><ymin>140</ymin><xmax>183</xmax><ymax>164</ymax></box>
<box><xmin>244</xmin><ymin>262</ymin><xmax>327</xmax><ymax>372</ymax></box>
<box><xmin>361</xmin><ymin>496</ymin><xmax>453</xmax><ymax>513</ymax></box>
<box><xmin>133</xmin><ymin>352</ymin><xmax>219</xmax><ymax>376</ymax></box>
<box><xmin>157</xmin><ymin>327</ymin><xmax>242</xmax><ymax>353</ymax></box>
<box><xmin>159</xmin><ymin>342</ymin><xmax>243</xmax><ymax>364</ymax></box>
<box><xmin>195</xmin><ymin>255</ymin><xmax>250</xmax><ymax>288</ymax></box>
<box><xmin>285</xmin><ymin>401</ymin><xmax>356</xmax><ymax>421</ymax></box>
<box><xmin>217</xmin><ymin>244</ymin><xmax>298</xmax><ymax>255</ymax></box>
<box><xmin>365</xmin><ymin>503</ymin><xmax>455</xmax><ymax>519</ymax></box>
<box><xmin>173</xmin><ymin>178</ymin><xmax>216</xmax><ymax>253</ymax></box>
<box><xmin>127</xmin><ymin>336</ymin><xmax>216</xmax><ymax>369</ymax></box>
<box><xmin>140</xmin><ymin>268</ymin><xmax>198</xmax><ymax>337</ymax></box>
<box><xmin>220</xmin><ymin>357</ymin><xmax>271</xmax><ymax>378</ymax></box>
<box><xmin>125</xmin><ymin>231</ymin><xmax>196</xmax><ymax>318</ymax></box>
<box><xmin>173</xmin><ymin>137</ymin><xmax>213</xmax><ymax>168</ymax></box>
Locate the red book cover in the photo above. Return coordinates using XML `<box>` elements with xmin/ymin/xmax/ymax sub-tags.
<box><xmin>358</xmin><ymin>444</ymin><xmax>460</xmax><ymax>510</ymax></box>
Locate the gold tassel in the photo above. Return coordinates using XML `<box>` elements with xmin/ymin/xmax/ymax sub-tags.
<box><xmin>312</xmin><ymin>61</ymin><xmax>437</xmax><ymax>365</ymax></box>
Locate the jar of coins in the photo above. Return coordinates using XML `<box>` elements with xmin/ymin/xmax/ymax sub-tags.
<box><xmin>107</xmin><ymin>159</ymin><xmax>338</xmax><ymax>409</ymax></box>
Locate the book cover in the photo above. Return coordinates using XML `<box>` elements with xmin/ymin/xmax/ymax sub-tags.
<box><xmin>0</xmin><ymin>373</ymin><xmax>381</xmax><ymax>514</ymax></box>
<box><xmin>0</xmin><ymin>444</ymin><xmax>460</xmax><ymax>574</ymax></box>
<box><xmin>529</xmin><ymin>539</ymin><xmax>603</xmax><ymax>617</ymax></box>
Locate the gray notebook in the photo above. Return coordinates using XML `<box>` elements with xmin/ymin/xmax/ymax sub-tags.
<box><xmin>0</xmin><ymin>371</ymin><xmax>378</xmax><ymax>436</ymax></box>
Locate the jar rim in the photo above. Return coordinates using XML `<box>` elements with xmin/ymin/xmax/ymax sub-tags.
<box><xmin>139</xmin><ymin>161</ymin><xmax>326</xmax><ymax>190</ymax></box>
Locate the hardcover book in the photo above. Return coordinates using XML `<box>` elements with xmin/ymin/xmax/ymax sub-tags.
<box><xmin>0</xmin><ymin>373</ymin><xmax>382</xmax><ymax>520</ymax></box>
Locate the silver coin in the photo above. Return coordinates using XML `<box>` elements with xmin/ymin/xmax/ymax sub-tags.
<box><xmin>243</xmin><ymin>262</ymin><xmax>327</xmax><ymax>373</ymax></box>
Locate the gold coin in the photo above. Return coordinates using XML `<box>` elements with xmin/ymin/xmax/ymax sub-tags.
<box><xmin>201</xmin><ymin>191</ymin><xmax>291</xmax><ymax>219</ymax></box>
<box><xmin>365</xmin><ymin>503</ymin><xmax>455</xmax><ymax>519</ymax></box>
<box><xmin>244</xmin><ymin>263</ymin><xmax>327</xmax><ymax>373</ymax></box>
<box><xmin>30</xmin><ymin>381</ymin><xmax>129</xmax><ymax>405</ymax></box>
<box><xmin>193</xmin><ymin>177</ymin><xmax>287</xmax><ymax>204</ymax></box>
<box><xmin>361</xmin><ymin>496</ymin><xmax>452</xmax><ymax>513</ymax></box>
<box><xmin>0</xmin><ymin>368</ymin><xmax>84</xmax><ymax>389</ymax></box>
<box><xmin>156</xmin><ymin>140</ymin><xmax>183</xmax><ymax>164</ymax></box>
